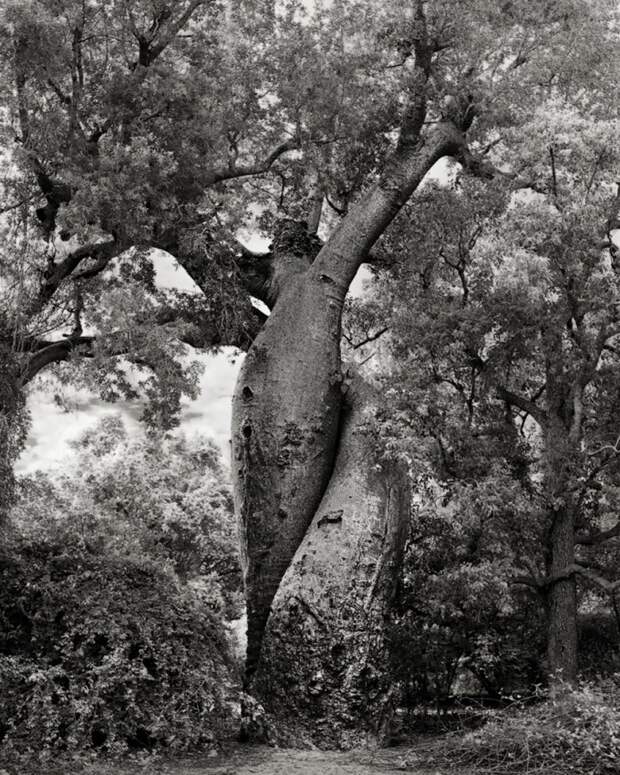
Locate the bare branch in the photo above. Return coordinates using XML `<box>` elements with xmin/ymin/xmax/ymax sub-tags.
<box><xmin>70</xmin><ymin>20</ymin><xmax>85</xmax><ymax>133</ymax></box>
<box><xmin>457</xmin><ymin>144</ymin><xmax>547</xmax><ymax>193</ymax></box>
<box><xmin>588</xmin><ymin>434</ymin><xmax>620</xmax><ymax>458</ymax></box>
<box><xmin>549</xmin><ymin>144</ymin><xmax>558</xmax><ymax>200</ymax></box>
<box><xmin>13</xmin><ymin>34</ymin><xmax>30</xmax><ymax>144</ymax></box>
<box><xmin>514</xmin><ymin>562</ymin><xmax>620</xmax><ymax>593</ymax></box>
<box><xmin>20</xmin><ymin>336</ymin><xmax>95</xmax><ymax>384</ymax></box>
<box><xmin>0</xmin><ymin>193</ymin><xmax>37</xmax><ymax>215</ymax></box>
<box><xmin>148</xmin><ymin>1</ymin><xmax>207</xmax><ymax>62</ymax></box>
<box><xmin>511</xmin><ymin>574</ymin><xmax>541</xmax><ymax>588</ymax></box>
<box><xmin>572</xmin><ymin>564</ymin><xmax>620</xmax><ymax>593</ymax></box>
<box><xmin>344</xmin><ymin>326</ymin><xmax>389</xmax><ymax>351</ymax></box>
<box><xmin>47</xmin><ymin>78</ymin><xmax>72</xmax><ymax>106</ymax></box>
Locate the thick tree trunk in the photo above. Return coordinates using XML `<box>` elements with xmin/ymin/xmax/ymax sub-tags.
<box><xmin>231</xmin><ymin>264</ymin><xmax>346</xmax><ymax>681</ymax></box>
<box><xmin>231</xmin><ymin>124</ymin><xmax>464</xmax><ymax>742</ymax></box>
<box><xmin>247</xmin><ymin>377</ymin><xmax>409</xmax><ymax>748</ymax></box>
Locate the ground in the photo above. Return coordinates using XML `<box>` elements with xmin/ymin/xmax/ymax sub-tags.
<box><xmin>3</xmin><ymin>744</ymin><xmax>452</xmax><ymax>775</ymax></box>
<box><xmin>168</xmin><ymin>746</ymin><xmax>440</xmax><ymax>774</ymax></box>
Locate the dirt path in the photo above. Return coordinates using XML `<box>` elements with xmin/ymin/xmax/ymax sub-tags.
<box><xmin>8</xmin><ymin>743</ymin><xmax>451</xmax><ymax>775</ymax></box>
<box><xmin>153</xmin><ymin>745</ymin><xmax>443</xmax><ymax>775</ymax></box>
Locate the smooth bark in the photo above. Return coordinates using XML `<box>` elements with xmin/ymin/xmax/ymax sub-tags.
<box><xmin>249</xmin><ymin>378</ymin><xmax>410</xmax><ymax>748</ymax></box>
<box><xmin>231</xmin><ymin>245</ymin><xmax>346</xmax><ymax>681</ymax></box>
<box><xmin>231</xmin><ymin>121</ymin><xmax>469</xmax><ymax>739</ymax></box>
<box><xmin>232</xmin><ymin>122</ymin><xmax>464</xmax><ymax>669</ymax></box>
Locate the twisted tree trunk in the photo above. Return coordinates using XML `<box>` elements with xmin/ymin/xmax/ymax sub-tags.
<box><xmin>251</xmin><ymin>377</ymin><xmax>409</xmax><ymax>748</ymax></box>
<box><xmin>231</xmin><ymin>262</ymin><xmax>346</xmax><ymax>681</ymax></box>
<box><xmin>231</xmin><ymin>122</ymin><xmax>466</xmax><ymax>745</ymax></box>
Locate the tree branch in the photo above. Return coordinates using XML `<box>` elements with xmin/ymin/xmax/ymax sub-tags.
<box><xmin>146</xmin><ymin>1</ymin><xmax>207</xmax><ymax>64</ymax></box>
<box><xmin>204</xmin><ymin>139</ymin><xmax>298</xmax><ymax>185</ymax></box>
<box><xmin>496</xmin><ymin>385</ymin><xmax>547</xmax><ymax>427</ymax></box>
<box><xmin>457</xmin><ymin>144</ymin><xmax>547</xmax><ymax>193</ymax></box>
<box><xmin>513</xmin><ymin>562</ymin><xmax>620</xmax><ymax>593</ymax></box>
<box><xmin>20</xmin><ymin>336</ymin><xmax>96</xmax><ymax>384</ymax></box>
<box><xmin>312</xmin><ymin>121</ymin><xmax>465</xmax><ymax>292</ymax></box>
<box><xmin>571</xmin><ymin>564</ymin><xmax>620</xmax><ymax>593</ymax></box>
<box><xmin>576</xmin><ymin>521</ymin><xmax>620</xmax><ymax>546</ymax></box>
<box><xmin>30</xmin><ymin>240</ymin><xmax>123</xmax><ymax>315</ymax></box>
<box><xmin>397</xmin><ymin>0</ymin><xmax>432</xmax><ymax>149</ymax></box>
<box><xmin>345</xmin><ymin>326</ymin><xmax>389</xmax><ymax>351</ymax></box>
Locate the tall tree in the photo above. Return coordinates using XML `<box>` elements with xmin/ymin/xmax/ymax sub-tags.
<box><xmin>1</xmin><ymin>0</ymin><xmax>618</xmax><ymax>744</ymax></box>
<box><xmin>376</xmin><ymin>134</ymin><xmax>620</xmax><ymax>686</ymax></box>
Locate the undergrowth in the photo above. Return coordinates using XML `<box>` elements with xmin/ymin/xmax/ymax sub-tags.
<box><xmin>0</xmin><ymin>540</ymin><xmax>239</xmax><ymax>761</ymax></box>
<box><xmin>418</xmin><ymin>677</ymin><xmax>620</xmax><ymax>774</ymax></box>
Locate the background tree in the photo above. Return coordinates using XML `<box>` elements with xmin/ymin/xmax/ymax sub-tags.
<box><xmin>374</xmin><ymin>110</ymin><xmax>620</xmax><ymax>684</ymax></box>
<box><xmin>12</xmin><ymin>416</ymin><xmax>241</xmax><ymax>608</ymax></box>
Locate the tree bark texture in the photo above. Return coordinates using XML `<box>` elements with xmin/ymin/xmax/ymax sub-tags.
<box><xmin>543</xmin><ymin>412</ymin><xmax>578</xmax><ymax>684</ymax></box>
<box><xmin>249</xmin><ymin>378</ymin><xmax>410</xmax><ymax>748</ymax></box>
<box><xmin>0</xmin><ymin>347</ymin><xmax>27</xmax><ymax>519</ymax></box>
<box><xmin>546</xmin><ymin>504</ymin><xmax>578</xmax><ymax>684</ymax></box>
<box><xmin>231</xmin><ymin>259</ymin><xmax>346</xmax><ymax>681</ymax></box>
<box><xmin>231</xmin><ymin>123</ymin><xmax>466</xmax><ymax>744</ymax></box>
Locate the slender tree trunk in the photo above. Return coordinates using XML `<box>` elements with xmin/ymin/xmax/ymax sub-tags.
<box><xmin>0</xmin><ymin>347</ymin><xmax>27</xmax><ymax>521</ymax></box>
<box><xmin>543</xmin><ymin>408</ymin><xmax>578</xmax><ymax>685</ymax></box>
<box><xmin>546</xmin><ymin>504</ymin><xmax>578</xmax><ymax>684</ymax></box>
<box><xmin>248</xmin><ymin>377</ymin><xmax>409</xmax><ymax>748</ymax></box>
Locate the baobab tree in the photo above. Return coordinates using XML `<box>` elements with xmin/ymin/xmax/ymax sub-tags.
<box><xmin>1</xmin><ymin>0</ymin><xmax>618</xmax><ymax>747</ymax></box>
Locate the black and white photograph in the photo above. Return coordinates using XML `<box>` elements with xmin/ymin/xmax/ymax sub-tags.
<box><xmin>0</xmin><ymin>1</ymin><xmax>618</xmax><ymax>773</ymax></box>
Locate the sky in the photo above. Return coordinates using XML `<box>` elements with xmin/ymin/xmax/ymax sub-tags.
<box><xmin>17</xmin><ymin>254</ymin><xmax>244</xmax><ymax>475</ymax></box>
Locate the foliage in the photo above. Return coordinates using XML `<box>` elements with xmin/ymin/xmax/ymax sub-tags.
<box><xmin>0</xmin><ymin>540</ymin><xmax>237</xmax><ymax>757</ymax></box>
<box><xmin>0</xmin><ymin>418</ymin><xmax>242</xmax><ymax>759</ymax></box>
<box><xmin>371</xmin><ymin>102</ymin><xmax>620</xmax><ymax>675</ymax></box>
<box><xmin>12</xmin><ymin>416</ymin><xmax>242</xmax><ymax>616</ymax></box>
<box><xmin>390</xmin><ymin>486</ymin><xmax>545</xmax><ymax>707</ymax></box>
<box><xmin>578</xmin><ymin>613</ymin><xmax>620</xmax><ymax>678</ymax></box>
<box><xmin>427</xmin><ymin>678</ymin><xmax>620</xmax><ymax>774</ymax></box>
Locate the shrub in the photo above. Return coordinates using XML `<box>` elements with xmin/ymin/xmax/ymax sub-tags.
<box><xmin>578</xmin><ymin>612</ymin><xmax>620</xmax><ymax>677</ymax></box>
<box><xmin>390</xmin><ymin>548</ymin><xmax>545</xmax><ymax>708</ymax></box>
<box><xmin>11</xmin><ymin>419</ymin><xmax>242</xmax><ymax>618</ymax></box>
<box><xmin>430</xmin><ymin>678</ymin><xmax>620</xmax><ymax>774</ymax></box>
<box><xmin>0</xmin><ymin>540</ymin><xmax>237</xmax><ymax>757</ymax></box>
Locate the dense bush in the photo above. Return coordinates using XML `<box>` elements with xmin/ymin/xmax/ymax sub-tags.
<box><xmin>390</xmin><ymin>501</ymin><xmax>546</xmax><ymax>709</ymax></box>
<box><xmin>0</xmin><ymin>540</ymin><xmax>237</xmax><ymax>756</ymax></box>
<box><xmin>431</xmin><ymin>678</ymin><xmax>620</xmax><ymax>774</ymax></box>
<box><xmin>12</xmin><ymin>417</ymin><xmax>242</xmax><ymax>614</ymax></box>
<box><xmin>578</xmin><ymin>612</ymin><xmax>620</xmax><ymax>677</ymax></box>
